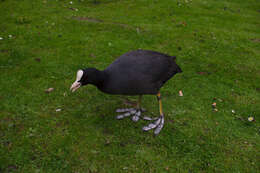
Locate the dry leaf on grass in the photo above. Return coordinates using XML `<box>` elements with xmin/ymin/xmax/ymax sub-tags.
<box><xmin>179</xmin><ymin>90</ymin><xmax>183</xmax><ymax>96</ymax></box>
<box><xmin>56</xmin><ymin>108</ymin><xmax>61</xmax><ymax>112</ymax></box>
<box><xmin>35</xmin><ymin>58</ymin><xmax>41</xmax><ymax>62</ymax></box>
<box><xmin>45</xmin><ymin>88</ymin><xmax>54</xmax><ymax>93</ymax></box>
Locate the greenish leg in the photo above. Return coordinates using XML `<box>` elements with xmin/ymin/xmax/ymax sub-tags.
<box><xmin>142</xmin><ymin>92</ymin><xmax>165</xmax><ymax>135</ymax></box>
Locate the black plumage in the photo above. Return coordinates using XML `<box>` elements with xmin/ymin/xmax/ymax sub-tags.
<box><xmin>79</xmin><ymin>50</ymin><xmax>182</xmax><ymax>95</ymax></box>
<box><xmin>71</xmin><ymin>49</ymin><xmax>182</xmax><ymax>135</ymax></box>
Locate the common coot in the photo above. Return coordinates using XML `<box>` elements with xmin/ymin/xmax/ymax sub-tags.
<box><xmin>70</xmin><ymin>50</ymin><xmax>182</xmax><ymax>135</ymax></box>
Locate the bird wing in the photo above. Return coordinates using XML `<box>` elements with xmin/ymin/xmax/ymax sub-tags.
<box><xmin>103</xmin><ymin>50</ymin><xmax>181</xmax><ymax>94</ymax></box>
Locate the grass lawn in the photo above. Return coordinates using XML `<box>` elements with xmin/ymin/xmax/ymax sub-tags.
<box><xmin>0</xmin><ymin>0</ymin><xmax>259</xmax><ymax>172</ymax></box>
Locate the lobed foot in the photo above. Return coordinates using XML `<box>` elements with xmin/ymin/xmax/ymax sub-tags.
<box><xmin>116</xmin><ymin>108</ymin><xmax>144</xmax><ymax>122</ymax></box>
<box><xmin>142</xmin><ymin>115</ymin><xmax>165</xmax><ymax>135</ymax></box>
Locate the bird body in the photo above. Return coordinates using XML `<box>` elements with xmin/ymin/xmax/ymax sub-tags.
<box><xmin>70</xmin><ymin>49</ymin><xmax>182</xmax><ymax>135</ymax></box>
<box><xmin>93</xmin><ymin>50</ymin><xmax>182</xmax><ymax>95</ymax></box>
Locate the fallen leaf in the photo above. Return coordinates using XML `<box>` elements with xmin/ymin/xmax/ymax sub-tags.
<box><xmin>181</xmin><ymin>21</ymin><xmax>187</xmax><ymax>26</ymax></box>
<box><xmin>89</xmin><ymin>53</ymin><xmax>96</xmax><ymax>58</ymax></box>
<box><xmin>179</xmin><ymin>90</ymin><xmax>183</xmax><ymax>96</ymax></box>
<box><xmin>197</xmin><ymin>71</ymin><xmax>211</xmax><ymax>75</ymax></box>
<box><xmin>35</xmin><ymin>58</ymin><xmax>41</xmax><ymax>62</ymax></box>
<box><xmin>68</xmin><ymin>7</ymin><xmax>78</xmax><ymax>11</ymax></box>
<box><xmin>176</xmin><ymin>21</ymin><xmax>187</xmax><ymax>27</ymax></box>
<box><xmin>197</xmin><ymin>72</ymin><xmax>207</xmax><ymax>75</ymax></box>
<box><xmin>45</xmin><ymin>88</ymin><xmax>54</xmax><ymax>93</ymax></box>
<box><xmin>105</xmin><ymin>139</ymin><xmax>110</xmax><ymax>145</ymax></box>
<box><xmin>56</xmin><ymin>108</ymin><xmax>61</xmax><ymax>112</ymax></box>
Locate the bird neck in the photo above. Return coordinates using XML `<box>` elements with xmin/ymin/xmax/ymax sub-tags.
<box><xmin>88</xmin><ymin>69</ymin><xmax>107</xmax><ymax>88</ymax></box>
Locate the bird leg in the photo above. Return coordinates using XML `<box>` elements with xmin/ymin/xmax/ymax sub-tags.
<box><xmin>142</xmin><ymin>92</ymin><xmax>165</xmax><ymax>135</ymax></box>
<box><xmin>116</xmin><ymin>95</ymin><xmax>144</xmax><ymax>122</ymax></box>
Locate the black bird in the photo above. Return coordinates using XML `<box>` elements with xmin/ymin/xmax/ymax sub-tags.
<box><xmin>70</xmin><ymin>50</ymin><xmax>182</xmax><ymax>135</ymax></box>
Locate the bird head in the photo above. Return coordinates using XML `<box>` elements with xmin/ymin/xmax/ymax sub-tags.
<box><xmin>70</xmin><ymin>69</ymin><xmax>86</xmax><ymax>92</ymax></box>
<box><xmin>70</xmin><ymin>68</ymin><xmax>103</xmax><ymax>92</ymax></box>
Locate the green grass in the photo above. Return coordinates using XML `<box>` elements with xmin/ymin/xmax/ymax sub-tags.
<box><xmin>0</xmin><ymin>0</ymin><xmax>260</xmax><ymax>172</ymax></box>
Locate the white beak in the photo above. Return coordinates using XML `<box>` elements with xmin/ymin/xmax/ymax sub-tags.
<box><xmin>70</xmin><ymin>81</ymin><xmax>81</xmax><ymax>92</ymax></box>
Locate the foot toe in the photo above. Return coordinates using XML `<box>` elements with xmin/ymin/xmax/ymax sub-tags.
<box><xmin>154</xmin><ymin>116</ymin><xmax>164</xmax><ymax>135</ymax></box>
<box><xmin>154</xmin><ymin>124</ymin><xmax>163</xmax><ymax>135</ymax></box>
<box><xmin>116</xmin><ymin>108</ymin><xmax>126</xmax><ymax>113</ymax></box>
<box><xmin>116</xmin><ymin>114</ymin><xmax>125</xmax><ymax>119</ymax></box>
<box><xmin>116</xmin><ymin>112</ymin><xmax>131</xmax><ymax>119</ymax></box>
<box><xmin>130</xmin><ymin>109</ymin><xmax>137</xmax><ymax>114</ymax></box>
<box><xmin>132</xmin><ymin>110</ymin><xmax>141</xmax><ymax>122</ymax></box>
<box><xmin>142</xmin><ymin>118</ymin><xmax>161</xmax><ymax>131</ymax></box>
<box><xmin>143</xmin><ymin>116</ymin><xmax>153</xmax><ymax>121</ymax></box>
<box><xmin>132</xmin><ymin>115</ymin><xmax>140</xmax><ymax>122</ymax></box>
<box><xmin>116</xmin><ymin>108</ymin><xmax>134</xmax><ymax>113</ymax></box>
<box><xmin>143</xmin><ymin>116</ymin><xmax>158</xmax><ymax>121</ymax></box>
<box><xmin>142</xmin><ymin>126</ymin><xmax>152</xmax><ymax>131</ymax></box>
